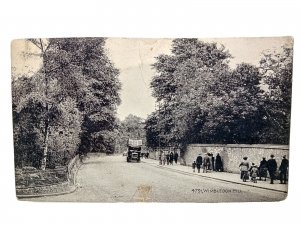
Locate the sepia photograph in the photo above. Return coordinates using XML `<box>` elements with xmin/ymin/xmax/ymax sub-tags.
<box><xmin>11</xmin><ymin>36</ymin><xmax>293</xmax><ymax>202</ymax></box>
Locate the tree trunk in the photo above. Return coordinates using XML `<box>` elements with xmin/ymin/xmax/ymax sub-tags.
<box><xmin>41</xmin><ymin>43</ymin><xmax>49</xmax><ymax>170</ymax></box>
<box><xmin>40</xmin><ymin>117</ymin><xmax>49</xmax><ymax>170</ymax></box>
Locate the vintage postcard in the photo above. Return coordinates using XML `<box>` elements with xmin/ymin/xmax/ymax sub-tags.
<box><xmin>11</xmin><ymin>37</ymin><xmax>293</xmax><ymax>202</ymax></box>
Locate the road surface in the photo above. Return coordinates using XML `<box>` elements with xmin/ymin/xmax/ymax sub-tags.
<box><xmin>22</xmin><ymin>155</ymin><xmax>286</xmax><ymax>202</ymax></box>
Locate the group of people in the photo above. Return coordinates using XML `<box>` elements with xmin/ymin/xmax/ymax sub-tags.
<box><xmin>239</xmin><ymin>154</ymin><xmax>289</xmax><ymax>184</ymax></box>
<box><xmin>140</xmin><ymin>152</ymin><xmax>150</xmax><ymax>159</ymax></box>
<box><xmin>158</xmin><ymin>151</ymin><xmax>179</xmax><ymax>165</ymax></box>
<box><xmin>192</xmin><ymin>153</ymin><xmax>223</xmax><ymax>173</ymax></box>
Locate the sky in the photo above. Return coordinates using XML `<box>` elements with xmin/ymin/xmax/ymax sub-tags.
<box><xmin>11</xmin><ymin>37</ymin><xmax>293</xmax><ymax>121</ymax></box>
<box><xmin>105</xmin><ymin>37</ymin><xmax>293</xmax><ymax>120</ymax></box>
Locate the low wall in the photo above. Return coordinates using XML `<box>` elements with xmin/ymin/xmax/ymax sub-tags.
<box><xmin>183</xmin><ymin>144</ymin><xmax>289</xmax><ymax>173</ymax></box>
<box><xmin>67</xmin><ymin>155</ymin><xmax>81</xmax><ymax>185</ymax></box>
<box><xmin>16</xmin><ymin>155</ymin><xmax>81</xmax><ymax>198</ymax></box>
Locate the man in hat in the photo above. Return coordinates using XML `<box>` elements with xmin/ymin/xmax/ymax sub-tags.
<box><xmin>196</xmin><ymin>154</ymin><xmax>202</xmax><ymax>173</ymax></box>
<box><xmin>267</xmin><ymin>154</ymin><xmax>277</xmax><ymax>184</ymax></box>
<box><xmin>279</xmin><ymin>155</ymin><xmax>289</xmax><ymax>184</ymax></box>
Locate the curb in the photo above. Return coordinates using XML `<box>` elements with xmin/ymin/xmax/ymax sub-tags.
<box><xmin>142</xmin><ymin>161</ymin><xmax>288</xmax><ymax>194</ymax></box>
<box><xmin>17</xmin><ymin>185</ymin><xmax>77</xmax><ymax>199</ymax></box>
<box><xmin>16</xmin><ymin>158</ymin><xmax>83</xmax><ymax>199</ymax></box>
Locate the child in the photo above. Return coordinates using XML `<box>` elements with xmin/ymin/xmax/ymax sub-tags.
<box><xmin>192</xmin><ymin>161</ymin><xmax>196</xmax><ymax>172</ymax></box>
<box><xmin>249</xmin><ymin>163</ymin><xmax>258</xmax><ymax>183</ymax></box>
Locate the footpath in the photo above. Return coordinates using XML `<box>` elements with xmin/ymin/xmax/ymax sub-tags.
<box><xmin>142</xmin><ymin>158</ymin><xmax>288</xmax><ymax>193</ymax></box>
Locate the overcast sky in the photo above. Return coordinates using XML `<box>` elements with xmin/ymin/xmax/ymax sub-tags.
<box><xmin>12</xmin><ymin>37</ymin><xmax>293</xmax><ymax>121</ymax></box>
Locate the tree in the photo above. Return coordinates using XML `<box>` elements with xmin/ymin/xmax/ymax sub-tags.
<box><xmin>12</xmin><ymin>38</ymin><xmax>121</xmax><ymax>168</ymax></box>
<box><xmin>147</xmin><ymin>38</ymin><xmax>288</xmax><ymax>150</ymax></box>
<box><xmin>201</xmin><ymin>63</ymin><xmax>264</xmax><ymax>144</ymax></box>
<box><xmin>12</xmin><ymin>68</ymin><xmax>83</xmax><ymax>169</ymax></box>
<box><xmin>115</xmin><ymin>115</ymin><xmax>146</xmax><ymax>153</ymax></box>
<box><xmin>259</xmin><ymin>46</ymin><xmax>293</xmax><ymax>144</ymax></box>
<box><xmin>36</xmin><ymin>38</ymin><xmax>121</xmax><ymax>154</ymax></box>
<box><xmin>148</xmin><ymin>38</ymin><xmax>232</xmax><ymax>148</ymax></box>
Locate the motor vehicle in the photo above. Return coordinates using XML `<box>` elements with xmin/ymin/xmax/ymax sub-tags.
<box><xmin>126</xmin><ymin>139</ymin><xmax>142</xmax><ymax>162</ymax></box>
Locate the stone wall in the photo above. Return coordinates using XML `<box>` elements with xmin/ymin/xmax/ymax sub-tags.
<box><xmin>16</xmin><ymin>155</ymin><xmax>81</xmax><ymax>198</ymax></box>
<box><xmin>183</xmin><ymin>144</ymin><xmax>289</xmax><ymax>173</ymax></box>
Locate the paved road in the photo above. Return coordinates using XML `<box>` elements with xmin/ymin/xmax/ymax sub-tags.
<box><xmin>23</xmin><ymin>155</ymin><xmax>286</xmax><ymax>202</ymax></box>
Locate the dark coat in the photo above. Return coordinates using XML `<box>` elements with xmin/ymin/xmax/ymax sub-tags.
<box><xmin>174</xmin><ymin>152</ymin><xmax>179</xmax><ymax>160</ymax></box>
<box><xmin>169</xmin><ymin>152</ymin><xmax>174</xmax><ymax>161</ymax></box>
<box><xmin>259</xmin><ymin>159</ymin><xmax>268</xmax><ymax>169</ymax></box>
<box><xmin>215</xmin><ymin>154</ymin><xmax>223</xmax><ymax>170</ymax></box>
<box><xmin>279</xmin><ymin>158</ymin><xmax>289</xmax><ymax>171</ymax></box>
<box><xmin>259</xmin><ymin>159</ymin><xmax>268</xmax><ymax>177</ymax></box>
<box><xmin>267</xmin><ymin>159</ymin><xmax>277</xmax><ymax>172</ymax></box>
<box><xmin>196</xmin><ymin>156</ymin><xmax>202</xmax><ymax>165</ymax></box>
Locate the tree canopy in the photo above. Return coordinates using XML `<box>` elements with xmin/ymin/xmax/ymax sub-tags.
<box><xmin>12</xmin><ymin>38</ymin><xmax>121</xmax><ymax>169</ymax></box>
<box><xmin>146</xmin><ymin>39</ymin><xmax>292</xmax><ymax>151</ymax></box>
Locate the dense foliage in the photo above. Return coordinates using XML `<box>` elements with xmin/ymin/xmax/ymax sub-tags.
<box><xmin>13</xmin><ymin>38</ymin><xmax>121</xmax><ymax>169</ymax></box>
<box><xmin>146</xmin><ymin>39</ymin><xmax>293</xmax><ymax>151</ymax></box>
<box><xmin>115</xmin><ymin>114</ymin><xmax>146</xmax><ymax>153</ymax></box>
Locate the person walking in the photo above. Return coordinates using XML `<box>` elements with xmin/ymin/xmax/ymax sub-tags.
<box><xmin>279</xmin><ymin>155</ymin><xmax>289</xmax><ymax>184</ymax></box>
<box><xmin>166</xmin><ymin>151</ymin><xmax>170</xmax><ymax>165</ymax></box>
<box><xmin>249</xmin><ymin>163</ymin><xmax>258</xmax><ymax>183</ymax></box>
<box><xmin>267</xmin><ymin>154</ymin><xmax>277</xmax><ymax>184</ymax></box>
<box><xmin>174</xmin><ymin>152</ymin><xmax>179</xmax><ymax>164</ymax></box>
<box><xmin>196</xmin><ymin>154</ymin><xmax>202</xmax><ymax>173</ymax></box>
<box><xmin>158</xmin><ymin>151</ymin><xmax>162</xmax><ymax>165</ymax></box>
<box><xmin>259</xmin><ymin>157</ymin><xmax>268</xmax><ymax>181</ymax></box>
<box><xmin>211</xmin><ymin>153</ymin><xmax>215</xmax><ymax>171</ymax></box>
<box><xmin>203</xmin><ymin>153</ymin><xmax>210</xmax><ymax>173</ymax></box>
<box><xmin>161</xmin><ymin>151</ymin><xmax>166</xmax><ymax>165</ymax></box>
<box><xmin>192</xmin><ymin>161</ymin><xmax>196</xmax><ymax>172</ymax></box>
<box><xmin>215</xmin><ymin>153</ymin><xmax>223</xmax><ymax>172</ymax></box>
<box><xmin>169</xmin><ymin>152</ymin><xmax>174</xmax><ymax>165</ymax></box>
<box><xmin>239</xmin><ymin>157</ymin><xmax>250</xmax><ymax>182</ymax></box>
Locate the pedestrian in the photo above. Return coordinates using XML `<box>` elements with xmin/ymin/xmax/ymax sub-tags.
<box><xmin>166</xmin><ymin>151</ymin><xmax>170</xmax><ymax>165</ymax></box>
<box><xmin>203</xmin><ymin>153</ymin><xmax>210</xmax><ymax>173</ymax></box>
<box><xmin>169</xmin><ymin>152</ymin><xmax>174</xmax><ymax>165</ymax></box>
<box><xmin>158</xmin><ymin>151</ymin><xmax>162</xmax><ymax>165</ymax></box>
<box><xmin>267</xmin><ymin>154</ymin><xmax>277</xmax><ymax>184</ymax></box>
<box><xmin>215</xmin><ymin>153</ymin><xmax>223</xmax><ymax>172</ymax></box>
<box><xmin>174</xmin><ymin>152</ymin><xmax>179</xmax><ymax>164</ymax></box>
<box><xmin>161</xmin><ymin>151</ymin><xmax>166</xmax><ymax>165</ymax></box>
<box><xmin>196</xmin><ymin>154</ymin><xmax>202</xmax><ymax>173</ymax></box>
<box><xmin>208</xmin><ymin>153</ymin><xmax>212</xmax><ymax>171</ymax></box>
<box><xmin>279</xmin><ymin>155</ymin><xmax>289</xmax><ymax>184</ymax></box>
<box><xmin>211</xmin><ymin>153</ymin><xmax>215</xmax><ymax>171</ymax></box>
<box><xmin>249</xmin><ymin>163</ymin><xmax>258</xmax><ymax>183</ymax></box>
<box><xmin>192</xmin><ymin>161</ymin><xmax>196</xmax><ymax>172</ymax></box>
<box><xmin>239</xmin><ymin>157</ymin><xmax>250</xmax><ymax>182</ymax></box>
<box><xmin>258</xmin><ymin>157</ymin><xmax>268</xmax><ymax>181</ymax></box>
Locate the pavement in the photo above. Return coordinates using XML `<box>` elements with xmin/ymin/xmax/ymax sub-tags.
<box><xmin>21</xmin><ymin>155</ymin><xmax>287</xmax><ymax>202</ymax></box>
<box><xmin>142</xmin><ymin>158</ymin><xmax>288</xmax><ymax>193</ymax></box>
